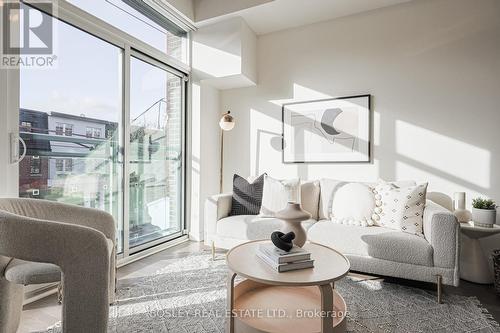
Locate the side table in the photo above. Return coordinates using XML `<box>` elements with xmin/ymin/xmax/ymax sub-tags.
<box><xmin>460</xmin><ymin>222</ymin><xmax>500</xmax><ymax>284</ymax></box>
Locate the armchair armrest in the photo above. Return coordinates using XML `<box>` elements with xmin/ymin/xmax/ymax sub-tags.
<box><xmin>204</xmin><ymin>193</ymin><xmax>232</xmax><ymax>239</ymax></box>
<box><xmin>423</xmin><ymin>200</ymin><xmax>460</xmax><ymax>269</ymax></box>
<box><xmin>0</xmin><ymin>211</ymin><xmax>111</xmax><ymax>332</ymax></box>
<box><xmin>0</xmin><ymin>198</ymin><xmax>115</xmax><ymax>241</ymax></box>
<box><xmin>0</xmin><ymin>211</ymin><xmax>109</xmax><ymax>267</ymax></box>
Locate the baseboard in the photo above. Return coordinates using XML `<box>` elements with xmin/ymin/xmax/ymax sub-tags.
<box><xmin>189</xmin><ymin>230</ymin><xmax>203</xmax><ymax>241</ymax></box>
<box><xmin>117</xmin><ymin>235</ymin><xmax>190</xmax><ymax>267</ymax></box>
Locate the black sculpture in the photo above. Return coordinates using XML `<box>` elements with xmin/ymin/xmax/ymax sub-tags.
<box><xmin>271</xmin><ymin>231</ymin><xmax>295</xmax><ymax>252</ymax></box>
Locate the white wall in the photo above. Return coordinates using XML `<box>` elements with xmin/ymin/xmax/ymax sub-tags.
<box><xmin>193</xmin><ymin>0</ymin><xmax>272</xmax><ymax>22</ymax></box>
<box><xmin>221</xmin><ymin>0</ymin><xmax>500</xmax><ymax>204</ymax></box>
<box><xmin>188</xmin><ymin>16</ymin><xmax>257</xmax><ymax>239</ymax></box>
<box><xmin>189</xmin><ymin>81</ymin><xmax>221</xmax><ymax>240</ymax></box>
<box><xmin>219</xmin><ymin>0</ymin><xmax>500</xmax><ymax>249</ymax></box>
<box><xmin>192</xmin><ymin>17</ymin><xmax>257</xmax><ymax>89</ymax></box>
<box><xmin>164</xmin><ymin>0</ymin><xmax>195</xmax><ymax>21</ymax></box>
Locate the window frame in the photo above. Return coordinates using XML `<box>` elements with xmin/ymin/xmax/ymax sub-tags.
<box><xmin>24</xmin><ymin>0</ymin><xmax>191</xmax><ymax>74</ymax></box>
<box><xmin>55</xmin><ymin>122</ymin><xmax>73</xmax><ymax>136</ymax></box>
<box><xmin>86</xmin><ymin>126</ymin><xmax>101</xmax><ymax>139</ymax></box>
<box><xmin>12</xmin><ymin>0</ymin><xmax>190</xmax><ymax>263</ymax></box>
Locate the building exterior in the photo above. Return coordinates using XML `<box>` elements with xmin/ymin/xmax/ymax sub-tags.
<box><xmin>19</xmin><ymin>109</ymin><xmax>119</xmax><ymax>213</ymax></box>
<box><xmin>18</xmin><ymin>105</ymin><xmax>180</xmax><ymax>248</ymax></box>
<box><xmin>46</xmin><ymin>111</ymin><xmax>119</xmax><ymax>209</ymax></box>
<box><xmin>19</xmin><ymin>109</ymin><xmax>51</xmax><ymax>197</ymax></box>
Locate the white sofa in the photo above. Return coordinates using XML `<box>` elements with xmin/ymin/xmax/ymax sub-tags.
<box><xmin>204</xmin><ymin>179</ymin><xmax>460</xmax><ymax>288</ymax></box>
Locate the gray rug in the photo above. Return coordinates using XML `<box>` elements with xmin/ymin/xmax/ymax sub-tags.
<box><xmin>42</xmin><ymin>252</ymin><xmax>499</xmax><ymax>333</ymax></box>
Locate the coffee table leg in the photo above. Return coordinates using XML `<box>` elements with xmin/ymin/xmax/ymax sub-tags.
<box><xmin>227</xmin><ymin>272</ymin><xmax>237</xmax><ymax>333</ymax></box>
<box><xmin>319</xmin><ymin>284</ymin><xmax>334</xmax><ymax>333</ymax></box>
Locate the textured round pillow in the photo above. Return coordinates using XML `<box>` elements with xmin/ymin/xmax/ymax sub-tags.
<box><xmin>330</xmin><ymin>182</ymin><xmax>376</xmax><ymax>227</ymax></box>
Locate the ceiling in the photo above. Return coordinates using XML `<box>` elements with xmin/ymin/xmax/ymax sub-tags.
<box><xmin>195</xmin><ymin>0</ymin><xmax>413</xmax><ymax>35</ymax></box>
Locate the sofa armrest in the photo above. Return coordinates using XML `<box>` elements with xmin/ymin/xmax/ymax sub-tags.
<box><xmin>423</xmin><ymin>200</ymin><xmax>459</xmax><ymax>269</ymax></box>
<box><xmin>204</xmin><ymin>193</ymin><xmax>232</xmax><ymax>238</ymax></box>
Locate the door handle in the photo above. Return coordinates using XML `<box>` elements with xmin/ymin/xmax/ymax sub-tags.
<box><xmin>10</xmin><ymin>133</ymin><xmax>27</xmax><ymax>164</ymax></box>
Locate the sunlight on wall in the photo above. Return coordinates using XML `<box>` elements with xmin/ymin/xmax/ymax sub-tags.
<box><xmin>269</xmin><ymin>83</ymin><xmax>331</xmax><ymax>106</ymax></box>
<box><xmin>190</xmin><ymin>83</ymin><xmax>201</xmax><ymax>227</ymax></box>
<box><xmin>395</xmin><ymin>161</ymin><xmax>483</xmax><ymax>208</ymax></box>
<box><xmin>395</xmin><ymin>120</ymin><xmax>490</xmax><ymax>189</ymax></box>
<box><xmin>249</xmin><ymin>108</ymin><xmax>288</xmax><ymax>177</ymax></box>
<box><xmin>192</xmin><ymin>41</ymin><xmax>241</xmax><ymax>78</ymax></box>
<box><xmin>373</xmin><ymin>111</ymin><xmax>381</xmax><ymax>147</ymax></box>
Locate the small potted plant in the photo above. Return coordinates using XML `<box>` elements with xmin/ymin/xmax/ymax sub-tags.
<box><xmin>472</xmin><ymin>197</ymin><xmax>497</xmax><ymax>227</ymax></box>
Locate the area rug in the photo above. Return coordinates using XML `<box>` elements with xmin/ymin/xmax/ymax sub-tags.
<box><xmin>41</xmin><ymin>252</ymin><xmax>499</xmax><ymax>333</ymax></box>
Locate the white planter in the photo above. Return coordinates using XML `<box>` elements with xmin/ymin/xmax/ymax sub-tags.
<box><xmin>472</xmin><ymin>207</ymin><xmax>496</xmax><ymax>227</ymax></box>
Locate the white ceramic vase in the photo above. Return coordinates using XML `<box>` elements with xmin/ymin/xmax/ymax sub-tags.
<box><xmin>472</xmin><ymin>207</ymin><xmax>496</xmax><ymax>227</ymax></box>
<box><xmin>275</xmin><ymin>202</ymin><xmax>311</xmax><ymax>248</ymax></box>
<box><xmin>453</xmin><ymin>192</ymin><xmax>472</xmax><ymax>223</ymax></box>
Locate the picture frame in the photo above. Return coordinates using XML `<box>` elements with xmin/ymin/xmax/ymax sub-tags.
<box><xmin>282</xmin><ymin>94</ymin><xmax>371</xmax><ymax>163</ymax></box>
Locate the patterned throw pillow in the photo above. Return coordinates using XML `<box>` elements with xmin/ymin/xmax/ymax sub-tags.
<box><xmin>229</xmin><ymin>174</ymin><xmax>265</xmax><ymax>216</ymax></box>
<box><xmin>373</xmin><ymin>182</ymin><xmax>428</xmax><ymax>236</ymax></box>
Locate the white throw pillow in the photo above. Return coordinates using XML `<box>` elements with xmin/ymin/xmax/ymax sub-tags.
<box><xmin>260</xmin><ymin>175</ymin><xmax>301</xmax><ymax>217</ymax></box>
<box><xmin>300</xmin><ymin>180</ymin><xmax>320</xmax><ymax>220</ymax></box>
<box><xmin>319</xmin><ymin>178</ymin><xmax>416</xmax><ymax>220</ymax></box>
<box><xmin>374</xmin><ymin>182</ymin><xmax>428</xmax><ymax>236</ymax></box>
<box><xmin>330</xmin><ymin>183</ymin><xmax>376</xmax><ymax>227</ymax></box>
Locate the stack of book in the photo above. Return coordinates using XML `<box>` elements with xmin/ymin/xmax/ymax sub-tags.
<box><xmin>257</xmin><ymin>243</ymin><xmax>314</xmax><ymax>272</ymax></box>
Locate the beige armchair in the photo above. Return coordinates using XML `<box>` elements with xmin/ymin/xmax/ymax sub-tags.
<box><xmin>0</xmin><ymin>198</ymin><xmax>116</xmax><ymax>333</ymax></box>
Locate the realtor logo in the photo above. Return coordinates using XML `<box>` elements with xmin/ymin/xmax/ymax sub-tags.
<box><xmin>1</xmin><ymin>1</ymin><xmax>57</xmax><ymax>68</ymax></box>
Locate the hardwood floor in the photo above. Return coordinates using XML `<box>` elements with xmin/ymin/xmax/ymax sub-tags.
<box><xmin>17</xmin><ymin>241</ymin><xmax>500</xmax><ymax>332</ymax></box>
<box><xmin>18</xmin><ymin>241</ymin><xmax>205</xmax><ymax>333</ymax></box>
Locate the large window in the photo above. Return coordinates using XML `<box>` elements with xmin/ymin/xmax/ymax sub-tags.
<box><xmin>18</xmin><ymin>2</ymin><xmax>187</xmax><ymax>258</ymax></box>
<box><xmin>19</xmin><ymin>7</ymin><xmax>124</xmax><ymax>251</ymax></box>
<box><xmin>128</xmin><ymin>55</ymin><xmax>183</xmax><ymax>249</ymax></box>
<box><xmin>68</xmin><ymin>0</ymin><xmax>188</xmax><ymax>64</ymax></box>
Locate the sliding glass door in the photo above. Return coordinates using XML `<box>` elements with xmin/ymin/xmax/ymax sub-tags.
<box><xmin>128</xmin><ymin>54</ymin><xmax>183</xmax><ymax>250</ymax></box>
<box><xmin>19</xmin><ymin>8</ymin><xmax>124</xmax><ymax>252</ymax></box>
<box><xmin>16</xmin><ymin>2</ymin><xmax>187</xmax><ymax>259</ymax></box>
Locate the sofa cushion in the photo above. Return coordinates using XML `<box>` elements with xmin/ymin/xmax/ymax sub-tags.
<box><xmin>318</xmin><ymin>179</ymin><xmax>417</xmax><ymax>220</ymax></box>
<box><xmin>301</xmin><ymin>180</ymin><xmax>320</xmax><ymax>220</ymax></box>
<box><xmin>4</xmin><ymin>260</ymin><xmax>61</xmax><ymax>285</ymax></box>
<box><xmin>308</xmin><ymin>221</ymin><xmax>433</xmax><ymax>266</ymax></box>
<box><xmin>217</xmin><ymin>215</ymin><xmax>316</xmax><ymax>241</ymax></box>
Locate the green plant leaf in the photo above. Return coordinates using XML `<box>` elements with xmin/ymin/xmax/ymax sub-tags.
<box><xmin>472</xmin><ymin>197</ymin><xmax>497</xmax><ymax>209</ymax></box>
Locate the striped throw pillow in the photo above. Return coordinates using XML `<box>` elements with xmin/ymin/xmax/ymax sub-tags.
<box><xmin>230</xmin><ymin>174</ymin><xmax>265</xmax><ymax>216</ymax></box>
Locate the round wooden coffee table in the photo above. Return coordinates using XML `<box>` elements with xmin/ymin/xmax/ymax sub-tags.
<box><xmin>226</xmin><ymin>240</ymin><xmax>350</xmax><ymax>333</ymax></box>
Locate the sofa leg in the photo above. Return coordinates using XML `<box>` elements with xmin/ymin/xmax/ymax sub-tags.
<box><xmin>436</xmin><ymin>274</ymin><xmax>443</xmax><ymax>304</ymax></box>
<box><xmin>211</xmin><ymin>241</ymin><xmax>216</xmax><ymax>261</ymax></box>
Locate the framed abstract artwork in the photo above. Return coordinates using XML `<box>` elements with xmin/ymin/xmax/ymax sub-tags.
<box><xmin>282</xmin><ymin>94</ymin><xmax>371</xmax><ymax>163</ymax></box>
